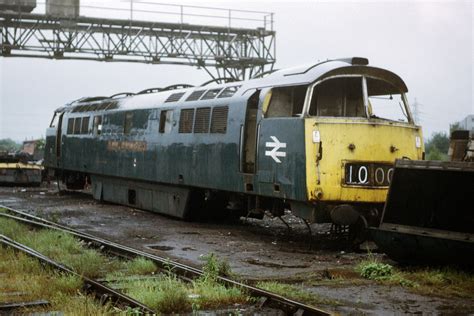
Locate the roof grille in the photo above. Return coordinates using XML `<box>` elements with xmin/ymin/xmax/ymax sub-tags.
<box><xmin>165</xmin><ymin>92</ymin><xmax>185</xmax><ymax>103</ymax></box>
<box><xmin>186</xmin><ymin>90</ymin><xmax>207</xmax><ymax>101</ymax></box>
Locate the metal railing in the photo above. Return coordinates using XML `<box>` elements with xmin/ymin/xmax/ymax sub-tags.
<box><xmin>15</xmin><ymin>0</ymin><xmax>275</xmax><ymax>30</ymax></box>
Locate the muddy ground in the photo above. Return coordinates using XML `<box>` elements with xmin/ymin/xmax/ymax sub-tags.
<box><xmin>0</xmin><ymin>184</ymin><xmax>472</xmax><ymax>315</ymax></box>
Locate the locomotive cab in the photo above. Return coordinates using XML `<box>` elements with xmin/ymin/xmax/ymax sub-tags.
<box><xmin>257</xmin><ymin>61</ymin><xmax>424</xmax><ymax>227</ymax></box>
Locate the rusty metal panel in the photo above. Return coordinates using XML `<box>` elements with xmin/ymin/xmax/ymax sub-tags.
<box><xmin>0</xmin><ymin>0</ymin><xmax>36</xmax><ymax>13</ymax></box>
<box><xmin>372</xmin><ymin>159</ymin><xmax>474</xmax><ymax>264</ymax></box>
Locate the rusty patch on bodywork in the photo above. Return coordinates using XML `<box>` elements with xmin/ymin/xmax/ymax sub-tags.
<box><xmin>107</xmin><ymin>141</ymin><xmax>147</xmax><ymax>152</ymax></box>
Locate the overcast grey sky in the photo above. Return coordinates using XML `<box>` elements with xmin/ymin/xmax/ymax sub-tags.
<box><xmin>0</xmin><ymin>0</ymin><xmax>472</xmax><ymax>141</ymax></box>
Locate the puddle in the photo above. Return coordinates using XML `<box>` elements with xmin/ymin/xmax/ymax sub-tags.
<box><xmin>181</xmin><ymin>246</ymin><xmax>197</xmax><ymax>251</ymax></box>
<box><xmin>146</xmin><ymin>245</ymin><xmax>174</xmax><ymax>251</ymax></box>
<box><xmin>245</xmin><ymin>258</ymin><xmax>310</xmax><ymax>269</ymax></box>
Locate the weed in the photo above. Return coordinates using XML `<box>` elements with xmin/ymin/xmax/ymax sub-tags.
<box><xmin>356</xmin><ymin>253</ymin><xmax>414</xmax><ymax>286</ymax></box>
<box><xmin>118</xmin><ymin>276</ymin><xmax>191</xmax><ymax>313</ymax></box>
<box><xmin>187</xmin><ymin>253</ymin><xmax>248</xmax><ymax>309</ymax></box>
<box><xmin>48</xmin><ymin>210</ymin><xmax>61</xmax><ymax>223</ymax></box>
<box><xmin>359</xmin><ymin>262</ymin><xmax>393</xmax><ymax>280</ymax></box>
<box><xmin>122</xmin><ymin>257</ymin><xmax>157</xmax><ymax>275</ymax></box>
<box><xmin>256</xmin><ymin>281</ymin><xmax>340</xmax><ymax>306</ymax></box>
<box><xmin>199</xmin><ymin>252</ymin><xmax>232</xmax><ymax>281</ymax></box>
<box><xmin>191</xmin><ymin>280</ymin><xmax>247</xmax><ymax>309</ymax></box>
<box><xmin>356</xmin><ymin>251</ymin><xmax>474</xmax><ymax>298</ymax></box>
<box><xmin>403</xmin><ymin>268</ymin><xmax>474</xmax><ymax>298</ymax></box>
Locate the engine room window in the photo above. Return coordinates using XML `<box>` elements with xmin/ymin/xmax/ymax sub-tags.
<box><xmin>67</xmin><ymin>118</ymin><xmax>74</xmax><ymax>134</ymax></box>
<box><xmin>81</xmin><ymin>116</ymin><xmax>90</xmax><ymax>134</ymax></box>
<box><xmin>159</xmin><ymin>110</ymin><xmax>173</xmax><ymax>133</ymax></box>
<box><xmin>179</xmin><ymin>109</ymin><xmax>194</xmax><ymax>133</ymax></box>
<box><xmin>309</xmin><ymin>77</ymin><xmax>365</xmax><ymax>117</ymax></box>
<box><xmin>265</xmin><ymin>85</ymin><xmax>307</xmax><ymax>117</ymax></box>
<box><xmin>210</xmin><ymin>106</ymin><xmax>229</xmax><ymax>133</ymax></box>
<box><xmin>218</xmin><ymin>86</ymin><xmax>241</xmax><ymax>98</ymax></box>
<box><xmin>124</xmin><ymin>112</ymin><xmax>133</xmax><ymax>135</ymax></box>
<box><xmin>186</xmin><ymin>90</ymin><xmax>206</xmax><ymax>101</ymax></box>
<box><xmin>366</xmin><ymin>78</ymin><xmax>409</xmax><ymax>123</ymax></box>
<box><xmin>93</xmin><ymin>115</ymin><xmax>102</xmax><ymax>135</ymax></box>
<box><xmin>73</xmin><ymin>117</ymin><xmax>82</xmax><ymax>134</ymax></box>
<box><xmin>194</xmin><ymin>107</ymin><xmax>211</xmax><ymax>133</ymax></box>
<box><xmin>201</xmin><ymin>89</ymin><xmax>222</xmax><ymax>100</ymax></box>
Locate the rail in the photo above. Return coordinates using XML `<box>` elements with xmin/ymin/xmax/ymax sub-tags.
<box><xmin>0</xmin><ymin>234</ymin><xmax>155</xmax><ymax>313</ymax></box>
<box><xmin>0</xmin><ymin>205</ymin><xmax>332</xmax><ymax>316</ymax></box>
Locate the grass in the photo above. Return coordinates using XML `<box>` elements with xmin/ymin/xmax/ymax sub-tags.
<box><xmin>256</xmin><ymin>281</ymin><xmax>340</xmax><ymax>307</ymax></box>
<box><xmin>116</xmin><ymin>276</ymin><xmax>191</xmax><ymax>313</ymax></box>
<box><xmin>356</xmin><ymin>253</ymin><xmax>474</xmax><ymax>298</ymax></box>
<box><xmin>116</xmin><ymin>253</ymin><xmax>249</xmax><ymax>313</ymax></box>
<box><xmin>0</xmin><ymin>216</ymin><xmax>250</xmax><ymax>313</ymax></box>
<box><xmin>190</xmin><ymin>253</ymin><xmax>247</xmax><ymax>309</ymax></box>
<box><xmin>0</xmin><ymin>218</ymin><xmax>112</xmax><ymax>278</ymax></box>
<box><xmin>0</xmin><ymin>218</ymin><xmax>248</xmax><ymax>314</ymax></box>
<box><xmin>122</xmin><ymin>256</ymin><xmax>157</xmax><ymax>275</ymax></box>
<box><xmin>0</xmin><ymin>247</ymin><xmax>112</xmax><ymax>315</ymax></box>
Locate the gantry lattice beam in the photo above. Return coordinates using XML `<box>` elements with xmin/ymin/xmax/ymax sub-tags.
<box><xmin>0</xmin><ymin>12</ymin><xmax>276</xmax><ymax>80</ymax></box>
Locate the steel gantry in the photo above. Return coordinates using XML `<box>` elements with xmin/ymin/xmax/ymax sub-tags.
<box><xmin>0</xmin><ymin>3</ymin><xmax>276</xmax><ymax>80</ymax></box>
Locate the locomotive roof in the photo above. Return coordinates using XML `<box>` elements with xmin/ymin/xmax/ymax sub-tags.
<box><xmin>61</xmin><ymin>57</ymin><xmax>408</xmax><ymax>113</ymax></box>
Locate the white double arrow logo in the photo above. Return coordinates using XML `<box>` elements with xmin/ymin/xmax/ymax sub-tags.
<box><xmin>265</xmin><ymin>136</ymin><xmax>287</xmax><ymax>163</ymax></box>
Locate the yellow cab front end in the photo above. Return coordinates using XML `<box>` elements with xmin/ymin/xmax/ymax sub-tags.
<box><xmin>301</xmin><ymin>69</ymin><xmax>424</xmax><ymax>225</ymax></box>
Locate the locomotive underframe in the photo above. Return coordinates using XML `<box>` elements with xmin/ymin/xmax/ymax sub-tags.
<box><xmin>55</xmin><ymin>167</ymin><xmax>385</xmax><ymax>227</ymax></box>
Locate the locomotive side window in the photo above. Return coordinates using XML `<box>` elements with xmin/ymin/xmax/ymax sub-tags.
<box><xmin>265</xmin><ymin>85</ymin><xmax>307</xmax><ymax>117</ymax></box>
<box><xmin>73</xmin><ymin>117</ymin><xmax>82</xmax><ymax>134</ymax></box>
<box><xmin>186</xmin><ymin>90</ymin><xmax>206</xmax><ymax>101</ymax></box>
<box><xmin>366</xmin><ymin>78</ymin><xmax>409</xmax><ymax>122</ymax></box>
<box><xmin>179</xmin><ymin>109</ymin><xmax>194</xmax><ymax>133</ymax></box>
<box><xmin>218</xmin><ymin>86</ymin><xmax>241</xmax><ymax>98</ymax></box>
<box><xmin>124</xmin><ymin>112</ymin><xmax>133</xmax><ymax>135</ymax></box>
<box><xmin>201</xmin><ymin>89</ymin><xmax>222</xmax><ymax>100</ymax></box>
<box><xmin>67</xmin><ymin>118</ymin><xmax>74</xmax><ymax>134</ymax></box>
<box><xmin>159</xmin><ymin>110</ymin><xmax>173</xmax><ymax>133</ymax></box>
<box><xmin>93</xmin><ymin>116</ymin><xmax>102</xmax><ymax>135</ymax></box>
<box><xmin>81</xmin><ymin>116</ymin><xmax>90</xmax><ymax>134</ymax></box>
<box><xmin>210</xmin><ymin>106</ymin><xmax>229</xmax><ymax>133</ymax></box>
<box><xmin>309</xmin><ymin>77</ymin><xmax>365</xmax><ymax>117</ymax></box>
<box><xmin>194</xmin><ymin>107</ymin><xmax>211</xmax><ymax>133</ymax></box>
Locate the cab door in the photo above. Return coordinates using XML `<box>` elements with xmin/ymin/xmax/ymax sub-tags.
<box><xmin>55</xmin><ymin>112</ymin><xmax>64</xmax><ymax>162</ymax></box>
<box><xmin>240</xmin><ymin>90</ymin><xmax>260</xmax><ymax>174</ymax></box>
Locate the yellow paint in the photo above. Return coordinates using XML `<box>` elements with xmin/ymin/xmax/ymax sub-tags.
<box><xmin>0</xmin><ymin>163</ymin><xmax>43</xmax><ymax>170</ymax></box>
<box><xmin>261</xmin><ymin>90</ymin><xmax>273</xmax><ymax>115</ymax></box>
<box><xmin>305</xmin><ymin>117</ymin><xmax>424</xmax><ymax>203</ymax></box>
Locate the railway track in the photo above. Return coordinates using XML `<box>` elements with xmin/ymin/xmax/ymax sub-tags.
<box><xmin>0</xmin><ymin>204</ymin><xmax>331</xmax><ymax>315</ymax></box>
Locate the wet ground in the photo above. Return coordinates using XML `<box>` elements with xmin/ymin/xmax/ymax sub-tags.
<box><xmin>0</xmin><ymin>184</ymin><xmax>473</xmax><ymax>315</ymax></box>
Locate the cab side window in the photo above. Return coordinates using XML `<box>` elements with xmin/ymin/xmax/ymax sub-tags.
<box><xmin>159</xmin><ymin>110</ymin><xmax>173</xmax><ymax>133</ymax></box>
<box><xmin>265</xmin><ymin>85</ymin><xmax>307</xmax><ymax>118</ymax></box>
<box><xmin>309</xmin><ymin>77</ymin><xmax>365</xmax><ymax>118</ymax></box>
<box><xmin>93</xmin><ymin>116</ymin><xmax>102</xmax><ymax>135</ymax></box>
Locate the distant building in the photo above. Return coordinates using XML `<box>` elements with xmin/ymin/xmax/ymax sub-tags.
<box><xmin>455</xmin><ymin>114</ymin><xmax>474</xmax><ymax>136</ymax></box>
